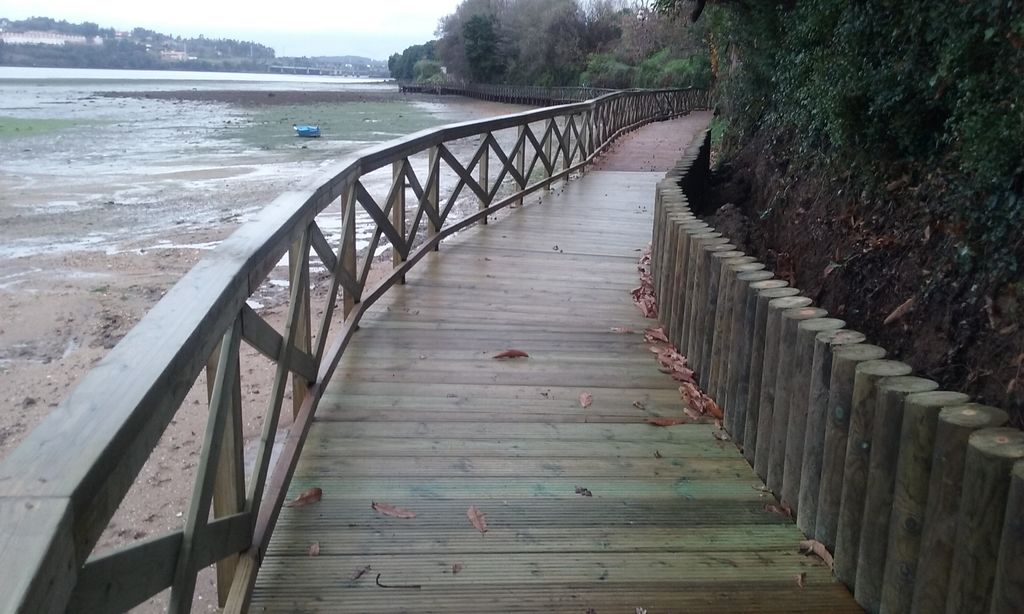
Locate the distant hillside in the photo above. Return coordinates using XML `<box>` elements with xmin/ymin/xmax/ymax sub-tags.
<box><xmin>0</xmin><ymin>16</ymin><xmax>387</xmax><ymax>76</ymax></box>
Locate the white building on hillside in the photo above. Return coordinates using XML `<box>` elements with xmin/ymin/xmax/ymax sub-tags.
<box><xmin>0</xmin><ymin>31</ymin><xmax>103</xmax><ymax>46</ymax></box>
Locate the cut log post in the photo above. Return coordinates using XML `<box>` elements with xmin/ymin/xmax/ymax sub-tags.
<box><xmin>780</xmin><ymin>317</ymin><xmax>845</xmax><ymax>512</ymax></box>
<box><xmin>658</xmin><ymin>210</ymin><xmax>696</xmax><ymax>329</ymax></box>
<box><xmin>991</xmin><ymin>460</ymin><xmax>1024</xmax><ymax>614</ymax></box>
<box><xmin>752</xmin><ymin>295</ymin><xmax>812</xmax><ymax>481</ymax></box>
<box><xmin>697</xmin><ymin>248</ymin><xmax>742</xmax><ymax>384</ymax></box>
<box><xmin>797</xmin><ymin>329</ymin><xmax>866</xmax><ymax>537</ymax></box>
<box><xmin>835</xmin><ymin>360</ymin><xmax>913</xmax><ymax>588</ymax></box>
<box><xmin>815</xmin><ymin>344</ymin><xmax>887</xmax><ymax>550</ymax></box>
<box><xmin>666</xmin><ymin>218</ymin><xmax>707</xmax><ymax>345</ymax></box>
<box><xmin>878</xmin><ymin>390</ymin><xmax>970</xmax><ymax>614</ymax></box>
<box><xmin>692</xmin><ymin>243</ymin><xmax>735</xmax><ymax>378</ymax></box>
<box><xmin>723</xmin><ymin>270</ymin><xmax>774</xmax><ymax>438</ymax></box>
<box><xmin>741</xmin><ymin>286</ymin><xmax>799</xmax><ymax>467</ymax></box>
<box><xmin>705</xmin><ymin>253</ymin><xmax>752</xmax><ymax>394</ymax></box>
<box><xmin>854</xmin><ymin>376</ymin><xmax>938</xmax><ymax>613</ymax></box>
<box><xmin>708</xmin><ymin>258</ymin><xmax>761</xmax><ymax>404</ymax></box>
<box><xmin>910</xmin><ymin>404</ymin><xmax>1008</xmax><ymax>614</ymax></box>
<box><xmin>945</xmin><ymin>428</ymin><xmax>1024</xmax><ymax>614</ymax></box>
<box><xmin>682</xmin><ymin>233</ymin><xmax>724</xmax><ymax>363</ymax></box>
<box><xmin>766</xmin><ymin>306</ymin><xmax>828</xmax><ymax>495</ymax></box>
<box><xmin>656</xmin><ymin>207</ymin><xmax>691</xmax><ymax>306</ymax></box>
<box><xmin>724</xmin><ymin>280</ymin><xmax>786</xmax><ymax>444</ymax></box>
<box><xmin>669</xmin><ymin>221</ymin><xmax>710</xmax><ymax>349</ymax></box>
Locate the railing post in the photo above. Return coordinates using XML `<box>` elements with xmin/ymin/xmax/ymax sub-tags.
<box><xmin>478</xmin><ymin>135</ymin><xmax>489</xmax><ymax>223</ymax></box>
<box><xmin>515</xmin><ymin>125</ymin><xmax>525</xmax><ymax>206</ymax></box>
<box><xmin>204</xmin><ymin>339</ymin><xmax>246</xmax><ymax>608</ymax></box>
<box><xmin>544</xmin><ymin>118</ymin><xmax>554</xmax><ymax>189</ymax></box>
<box><xmin>428</xmin><ymin>145</ymin><xmax>440</xmax><ymax>249</ymax></box>
<box><xmin>289</xmin><ymin>235</ymin><xmax>311</xmax><ymax>417</ymax></box>
<box><xmin>390</xmin><ymin>160</ymin><xmax>407</xmax><ymax>279</ymax></box>
<box><xmin>341</xmin><ymin>183</ymin><xmax>358</xmax><ymax>318</ymax></box>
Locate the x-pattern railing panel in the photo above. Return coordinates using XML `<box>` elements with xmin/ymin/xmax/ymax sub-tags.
<box><xmin>0</xmin><ymin>87</ymin><xmax>707</xmax><ymax>614</ymax></box>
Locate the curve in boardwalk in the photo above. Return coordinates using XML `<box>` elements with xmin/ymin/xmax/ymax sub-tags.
<box><xmin>250</xmin><ymin>116</ymin><xmax>859</xmax><ymax>612</ymax></box>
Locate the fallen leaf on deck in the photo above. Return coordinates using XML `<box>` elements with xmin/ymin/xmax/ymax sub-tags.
<box><xmin>654</xmin><ymin>450</ymin><xmax>663</xmax><ymax>458</ymax></box>
<box><xmin>795</xmin><ymin>572</ymin><xmax>806</xmax><ymax>588</ymax></box>
<box><xmin>764</xmin><ymin>503</ymin><xmax>794</xmax><ymax>519</ymax></box>
<box><xmin>467</xmin><ymin>505</ymin><xmax>488</xmax><ymax>534</ymax></box>
<box><xmin>610</xmin><ymin>327</ymin><xmax>635</xmax><ymax>334</ymax></box>
<box><xmin>644</xmin><ymin>327</ymin><xmax>669</xmax><ymax>343</ymax></box>
<box><xmin>646</xmin><ymin>416</ymin><xmax>687</xmax><ymax>427</ymax></box>
<box><xmin>308</xmin><ymin>542</ymin><xmax>320</xmax><ymax>556</ymax></box>
<box><xmin>632</xmin><ymin>400</ymin><xmax>647</xmax><ymax>410</ymax></box>
<box><xmin>575</xmin><ymin>486</ymin><xmax>593</xmax><ymax>497</ymax></box>
<box><xmin>883</xmin><ymin>296</ymin><xmax>916</xmax><ymax>325</ymax></box>
<box><xmin>798</xmin><ymin>539</ymin><xmax>835</xmax><ymax>570</ymax></box>
<box><xmin>372</xmin><ymin>501</ymin><xmax>417</xmax><ymax>519</ymax></box>
<box><xmin>284</xmin><ymin>487</ymin><xmax>323</xmax><ymax>507</ymax></box>
<box><xmin>493</xmin><ymin>349</ymin><xmax>529</xmax><ymax>359</ymax></box>
<box><xmin>636</xmin><ymin>608</ymin><xmax>648</xmax><ymax>614</ymax></box>
<box><xmin>713</xmin><ymin>429</ymin><xmax>731</xmax><ymax>442</ymax></box>
<box><xmin>451</xmin><ymin>563</ymin><xmax>464</xmax><ymax>574</ymax></box>
<box><xmin>351</xmin><ymin>565</ymin><xmax>372</xmax><ymax>581</ymax></box>
<box><xmin>579</xmin><ymin>392</ymin><xmax>593</xmax><ymax>408</ymax></box>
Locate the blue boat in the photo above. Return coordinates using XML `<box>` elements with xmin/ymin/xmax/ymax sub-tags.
<box><xmin>293</xmin><ymin>124</ymin><xmax>321</xmax><ymax>138</ymax></box>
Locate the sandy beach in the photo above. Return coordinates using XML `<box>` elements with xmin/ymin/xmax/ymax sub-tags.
<box><xmin>0</xmin><ymin>69</ymin><xmax>527</xmax><ymax>611</ymax></box>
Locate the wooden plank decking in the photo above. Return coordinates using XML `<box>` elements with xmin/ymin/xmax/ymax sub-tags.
<box><xmin>249</xmin><ymin>118</ymin><xmax>859</xmax><ymax>612</ymax></box>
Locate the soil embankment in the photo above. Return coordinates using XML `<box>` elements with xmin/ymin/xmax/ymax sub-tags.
<box><xmin>699</xmin><ymin>138</ymin><xmax>1023</xmax><ymax>424</ymax></box>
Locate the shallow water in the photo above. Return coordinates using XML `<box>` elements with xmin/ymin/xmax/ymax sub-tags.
<box><xmin>0</xmin><ymin>68</ymin><xmax>526</xmax><ymax>262</ymax></box>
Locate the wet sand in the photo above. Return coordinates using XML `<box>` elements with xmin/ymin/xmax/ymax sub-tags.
<box><xmin>99</xmin><ymin>87</ymin><xmax>433</xmax><ymax>107</ymax></box>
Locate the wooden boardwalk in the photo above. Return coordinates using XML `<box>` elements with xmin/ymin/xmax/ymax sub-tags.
<box><xmin>250</xmin><ymin>118</ymin><xmax>859</xmax><ymax>612</ymax></box>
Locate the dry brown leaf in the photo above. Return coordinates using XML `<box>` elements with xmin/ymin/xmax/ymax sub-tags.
<box><xmin>654</xmin><ymin>450</ymin><xmax>663</xmax><ymax>459</ymax></box>
<box><xmin>646</xmin><ymin>416</ymin><xmax>687</xmax><ymax>427</ymax></box>
<box><xmin>799</xmin><ymin>539</ymin><xmax>835</xmax><ymax>570</ymax></box>
<box><xmin>308</xmin><ymin>542</ymin><xmax>321</xmax><ymax>556</ymax></box>
<box><xmin>610</xmin><ymin>327</ymin><xmax>635</xmax><ymax>334</ymax></box>
<box><xmin>371</xmin><ymin>501</ymin><xmax>417</xmax><ymax>519</ymax></box>
<box><xmin>795</xmin><ymin>572</ymin><xmax>806</xmax><ymax>589</ymax></box>
<box><xmin>632</xmin><ymin>400</ymin><xmax>647</xmax><ymax>410</ymax></box>
<box><xmin>823</xmin><ymin>262</ymin><xmax>840</xmax><ymax>278</ymax></box>
<box><xmin>467</xmin><ymin>505</ymin><xmax>488</xmax><ymax>534</ymax></box>
<box><xmin>351</xmin><ymin>565</ymin><xmax>372</xmax><ymax>581</ymax></box>
<box><xmin>493</xmin><ymin>349</ymin><xmax>529</xmax><ymax>359</ymax></box>
<box><xmin>644</xmin><ymin>327</ymin><xmax>669</xmax><ymax>343</ymax></box>
<box><xmin>579</xmin><ymin>392</ymin><xmax>593</xmax><ymax>408</ymax></box>
<box><xmin>705</xmin><ymin>399</ymin><xmax>724</xmax><ymax>420</ymax></box>
<box><xmin>285</xmin><ymin>487</ymin><xmax>323</xmax><ymax>507</ymax></box>
<box><xmin>451</xmin><ymin>563</ymin><xmax>464</xmax><ymax>575</ymax></box>
<box><xmin>883</xmin><ymin>296</ymin><xmax>916</xmax><ymax>325</ymax></box>
<box><xmin>764</xmin><ymin>503</ymin><xmax>794</xmax><ymax>519</ymax></box>
<box><xmin>575</xmin><ymin>486</ymin><xmax>593</xmax><ymax>497</ymax></box>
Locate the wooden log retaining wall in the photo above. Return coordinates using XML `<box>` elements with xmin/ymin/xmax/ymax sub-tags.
<box><xmin>652</xmin><ymin>130</ymin><xmax>1024</xmax><ymax>614</ymax></box>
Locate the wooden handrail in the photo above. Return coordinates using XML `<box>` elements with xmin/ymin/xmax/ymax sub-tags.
<box><xmin>0</xmin><ymin>87</ymin><xmax>709</xmax><ymax>613</ymax></box>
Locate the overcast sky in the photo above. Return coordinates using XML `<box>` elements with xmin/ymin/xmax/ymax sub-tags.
<box><xmin>1</xmin><ymin>0</ymin><xmax>463</xmax><ymax>59</ymax></box>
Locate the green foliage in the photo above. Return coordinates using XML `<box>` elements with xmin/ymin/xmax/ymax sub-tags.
<box><xmin>413</xmin><ymin>59</ymin><xmax>443</xmax><ymax>82</ymax></box>
<box><xmin>698</xmin><ymin>0</ymin><xmax>1024</xmax><ymax>277</ymax></box>
<box><xmin>462</xmin><ymin>14</ymin><xmax>507</xmax><ymax>82</ymax></box>
<box><xmin>580</xmin><ymin>53</ymin><xmax>634</xmax><ymax>88</ymax></box>
<box><xmin>633</xmin><ymin>48</ymin><xmax>711</xmax><ymax>88</ymax></box>
<box><xmin>388</xmin><ymin>41</ymin><xmax>437</xmax><ymax>81</ymax></box>
<box><xmin>425</xmin><ymin>0</ymin><xmax>710</xmax><ymax>87</ymax></box>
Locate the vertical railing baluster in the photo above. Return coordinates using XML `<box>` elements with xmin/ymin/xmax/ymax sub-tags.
<box><xmin>204</xmin><ymin>334</ymin><xmax>246</xmax><ymax>608</ymax></box>
<box><xmin>169</xmin><ymin>317</ymin><xmax>243</xmax><ymax>613</ymax></box>
<box><xmin>288</xmin><ymin>235</ymin><xmax>311</xmax><ymax>417</ymax></box>
<box><xmin>479</xmin><ymin>135</ymin><xmax>489</xmax><ymax>223</ymax></box>
<box><xmin>390</xmin><ymin>160</ymin><xmax>407</xmax><ymax>280</ymax></box>
<box><xmin>428</xmin><ymin>146</ymin><xmax>440</xmax><ymax>249</ymax></box>
<box><xmin>515</xmin><ymin>125</ymin><xmax>525</xmax><ymax>206</ymax></box>
<box><xmin>341</xmin><ymin>182</ymin><xmax>357</xmax><ymax>318</ymax></box>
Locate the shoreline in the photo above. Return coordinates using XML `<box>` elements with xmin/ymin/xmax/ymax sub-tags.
<box><xmin>97</xmin><ymin>88</ymin><xmax>428</xmax><ymax>107</ymax></box>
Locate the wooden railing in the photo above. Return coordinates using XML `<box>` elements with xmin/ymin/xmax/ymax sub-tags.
<box><xmin>652</xmin><ymin>133</ymin><xmax>1024</xmax><ymax>614</ymax></box>
<box><xmin>0</xmin><ymin>87</ymin><xmax>708</xmax><ymax>613</ymax></box>
<box><xmin>397</xmin><ymin>79</ymin><xmax>617</xmax><ymax>105</ymax></box>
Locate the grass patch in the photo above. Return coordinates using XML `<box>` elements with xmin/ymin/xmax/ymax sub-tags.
<box><xmin>0</xmin><ymin>116</ymin><xmax>80</xmax><ymax>140</ymax></box>
<box><xmin>229</xmin><ymin>101</ymin><xmax>445</xmax><ymax>150</ymax></box>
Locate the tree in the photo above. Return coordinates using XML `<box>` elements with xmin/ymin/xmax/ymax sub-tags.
<box><xmin>462</xmin><ymin>14</ymin><xmax>505</xmax><ymax>82</ymax></box>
